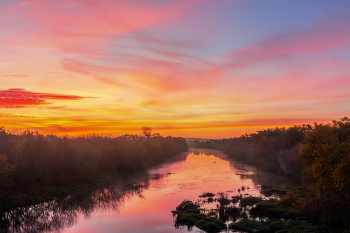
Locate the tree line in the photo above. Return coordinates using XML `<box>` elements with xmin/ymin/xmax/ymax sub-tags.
<box><xmin>187</xmin><ymin>124</ymin><xmax>312</xmax><ymax>178</ymax></box>
<box><xmin>188</xmin><ymin>117</ymin><xmax>350</xmax><ymax>232</ymax></box>
<box><xmin>0</xmin><ymin>127</ymin><xmax>188</xmax><ymax>208</ymax></box>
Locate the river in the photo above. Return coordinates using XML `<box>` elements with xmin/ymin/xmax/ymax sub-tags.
<box><xmin>1</xmin><ymin>149</ymin><xmax>299</xmax><ymax>233</ymax></box>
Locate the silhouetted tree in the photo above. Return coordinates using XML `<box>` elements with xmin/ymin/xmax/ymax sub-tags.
<box><xmin>141</xmin><ymin>126</ymin><xmax>153</xmax><ymax>138</ymax></box>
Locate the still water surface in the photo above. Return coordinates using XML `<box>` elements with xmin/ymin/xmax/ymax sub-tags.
<box><xmin>3</xmin><ymin>149</ymin><xmax>298</xmax><ymax>233</ymax></box>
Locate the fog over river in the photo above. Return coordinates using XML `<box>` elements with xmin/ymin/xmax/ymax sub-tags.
<box><xmin>1</xmin><ymin>149</ymin><xmax>299</xmax><ymax>233</ymax></box>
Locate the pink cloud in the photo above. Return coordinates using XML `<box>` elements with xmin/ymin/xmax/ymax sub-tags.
<box><xmin>0</xmin><ymin>0</ymin><xmax>212</xmax><ymax>59</ymax></box>
<box><xmin>225</xmin><ymin>17</ymin><xmax>350</xmax><ymax>65</ymax></box>
<box><xmin>62</xmin><ymin>57</ymin><xmax>219</xmax><ymax>92</ymax></box>
<box><xmin>0</xmin><ymin>88</ymin><xmax>88</xmax><ymax>108</ymax></box>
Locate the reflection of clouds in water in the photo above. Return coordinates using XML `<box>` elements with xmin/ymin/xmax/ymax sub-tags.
<box><xmin>0</xmin><ymin>148</ymin><xmax>301</xmax><ymax>233</ymax></box>
<box><xmin>0</xmin><ymin>173</ymin><xmax>166</xmax><ymax>233</ymax></box>
<box><xmin>189</xmin><ymin>148</ymin><xmax>301</xmax><ymax>191</ymax></box>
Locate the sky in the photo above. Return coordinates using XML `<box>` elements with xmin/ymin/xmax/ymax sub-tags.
<box><xmin>0</xmin><ymin>0</ymin><xmax>349</xmax><ymax>138</ymax></box>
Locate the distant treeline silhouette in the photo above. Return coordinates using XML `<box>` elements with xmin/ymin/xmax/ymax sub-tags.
<box><xmin>189</xmin><ymin>117</ymin><xmax>350</xmax><ymax>232</ymax></box>
<box><xmin>188</xmin><ymin>124</ymin><xmax>311</xmax><ymax>177</ymax></box>
<box><xmin>0</xmin><ymin>128</ymin><xmax>188</xmax><ymax>208</ymax></box>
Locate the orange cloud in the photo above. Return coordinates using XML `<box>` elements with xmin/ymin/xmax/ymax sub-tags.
<box><xmin>0</xmin><ymin>113</ymin><xmax>35</xmax><ymax>119</ymax></box>
<box><xmin>0</xmin><ymin>88</ymin><xmax>88</xmax><ymax>108</ymax></box>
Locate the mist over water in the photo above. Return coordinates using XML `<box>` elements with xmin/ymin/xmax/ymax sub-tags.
<box><xmin>1</xmin><ymin>149</ymin><xmax>299</xmax><ymax>233</ymax></box>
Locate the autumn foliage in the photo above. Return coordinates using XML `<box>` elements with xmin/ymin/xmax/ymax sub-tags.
<box><xmin>189</xmin><ymin>117</ymin><xmax>350</xmax><ymax>232</ymax></box>
<box><xmin>297</xmin><ymin>117</ymin><xmax>350</xmax><ymax>231</ymax></box>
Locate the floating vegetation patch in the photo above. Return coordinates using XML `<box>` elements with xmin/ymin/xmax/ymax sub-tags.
<box><xmin>240</xmin><ymin>196</ymin><xmax>263</xmax><ymax>207</ymax></box>
<box><xmin>250</xmin><ymin>199</ymin><xmax>294</xmax><ymax>220</ymax></box>
<box><xmin>195</xmin><ymin>217</ymin><xmax>226</xmax><ymax>233</ymax></box>
<box><xmin>172</xmin><ymin>200</ymin><xmax>200</xmax><ymax>214</ymax></box>
<box><xmin>229</xmin><ymin>219</ymin><xmax>322</xmax><ymax>233</ymax></box>
<box><xmin>199</xmin><ymin>192</ymin><xmax>215</xmax><ymax>198</ymax></box>
<box><xmin>260</xmin><ymin>187</ymin><xmax>297</xmax><ymax>197</ymax></box>
<box><xmin>171</xmin><ymin>189</ymin><xmax>322</xmax><ymax>233</ymax></box>
<box><xmin>217</xmin><ymin>192</ymin><xmax>231</xmax><ymax>206</ymax></box>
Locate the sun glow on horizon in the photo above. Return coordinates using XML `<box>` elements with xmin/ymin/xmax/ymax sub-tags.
<box><xmin>1</xmin><ymin>0</ymin><xmax>349</xmax><ymax>138</ymax></box>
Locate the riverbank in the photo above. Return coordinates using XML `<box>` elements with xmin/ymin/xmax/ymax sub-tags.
<box><xmin>0</xmin><ymin>128</ymin><xmax>188</xmax><ymax>210</ymax></box>
<box><xmin>0</xmin><ymin>149</ymin><xmax>315</xmax><ymax>233</ymax></box>
<box><xmin>1</xmin><ymin>172</ymin><xmax>126</xmax><ymax>210</ymax></box>
<box><xmin>187</xmin><ymin>118</ymin><xmax>350</xmax><ymax>232</ymax></box>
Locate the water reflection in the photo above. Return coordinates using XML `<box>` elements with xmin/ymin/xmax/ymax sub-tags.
<box><xmin>0</xmin><ymin>149</ymin><xmax>300</xmax><ymax>233</ymax></box>
<box><xmin>0</xmin><ymin>174</ymin><xmax>168</xmax><ymax>233</ymax></box>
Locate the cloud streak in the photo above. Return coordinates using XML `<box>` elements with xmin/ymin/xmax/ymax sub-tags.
<box><xmin>225</xmin><ymin>15</ymin><xmax>350</xmax><ymax>65</ymax></box>
<box><xmin>0</xmin><ymin>88</ymin><xmax>88</xmax><ymax>108</ymax></box>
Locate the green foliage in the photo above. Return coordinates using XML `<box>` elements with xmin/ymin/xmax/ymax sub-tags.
<box><xmin>250</xmin><ymin>199</ymin><xmax>294</xmax><ymax>220</ymax></box>
<box><xmin>175</xmin><ymin>213</ymin><xmax>203</xmax><ymax>229</ymax></box>
<box><xmin>230</xmin><ymin>219</ymin><xmax>321</xmax><ymax>233</ymax></box>
<box><xmin>216</xmin><ymin>192</ymin><xmax>231</xmax><ymax>206</ymax></box>
<box><xmin>229</xmin><ymin>219</ymin><xmax>270</xmax><ymax>233</ymax></box>
<box><xmin>260</xmin><ymin>187</ymin><xmax>296</xmax><ymax>197</ymax></box>
<box><xmin>174</xmin><ymin>200</ymin><xmax>200</xmax><ymax>213</ymax></box>
<box><xmin>276</xmin><ymin>219</ymin><xmax>322</xmax><ymax>233</ymax></box>
<box><xmin>195</xmin><ymin>217</ymin><xmax>226</xmax><ymax>233</ymax></box>
<box><xmin>240</xmin><ymin>196</ymin><xmax>263</xmax><ymax>207</ymax></box>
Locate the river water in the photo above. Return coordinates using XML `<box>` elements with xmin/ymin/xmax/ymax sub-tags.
<box><xmin>1</xmin><ymin>149</ymin><xmax>299</xmax><ymax>233</ymax></box>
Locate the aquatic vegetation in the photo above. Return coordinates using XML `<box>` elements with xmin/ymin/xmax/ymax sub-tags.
<box><xmin>199</xmin><ymin>192</ymin><xmax>215</xmax><ymax>198</ymax></box>
<box><xmin>195</xmin><ymin>217</ymin><xmax>226</xmax><ymax>233</ymax></box>
<box><xmin>229</xmin><ymin>219</ymin><xmax>270</xmax><ymax>233</ymax></box>
<box><xmin>216</xmin><ymin>192</ymin><xmax>231</xmax><ymax>206</ymax></box>
<box><xmin>175</xmin><ymin>213</ymin><xmax>203</xmax><ymax>230</ymax></box>
<box><xmin>260</xmin><ymin>187</ymin><xmax>297</xmax><ymax>197</ymax></box>
<box><xmin>250</xmin><ymin>199</ymin><xmax>294</xmax><ymax>220</ymax></box>
<box><xmin>172</xmin><ymin>188</ymin><xmax>322</xmax><ymax>233</ymax></box>
<box><xmin>231</xmin><ymin>195</ymin><xmax>242</xmax><ymax>204</ymax></box>
<box><xmin>172</xmin><ymin>200</ymin><xmax>226</xmax><ymax>232</ymax></box>
<box><xmin>173</xmin><ymin>200</ymin><xmax>200</xmax><ymax>213</ymax></box>
<box><xmin>240</xmin><ymin>196</ymin><xmax>263</xmax><ymax>207</ymax></box>
<box><xmin>261</xmin><ymin>185</ymin><xmax>273</xmax><ymax>190</ymax></box>
<box><xmin>229</xmin><ymin>219</ymin><xmax>322</xmax><ymax>233</ymax></box>
<box><xmin>218</xmin><ymin>206</ymin><xmax>241</xmax><ymax>222</ymax></box>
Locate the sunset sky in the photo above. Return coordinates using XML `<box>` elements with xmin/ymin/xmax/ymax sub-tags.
<box><xmin>1</xmin><ymin>0</ymin><xmax>349</xmax><ymax>138</ymax></box>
